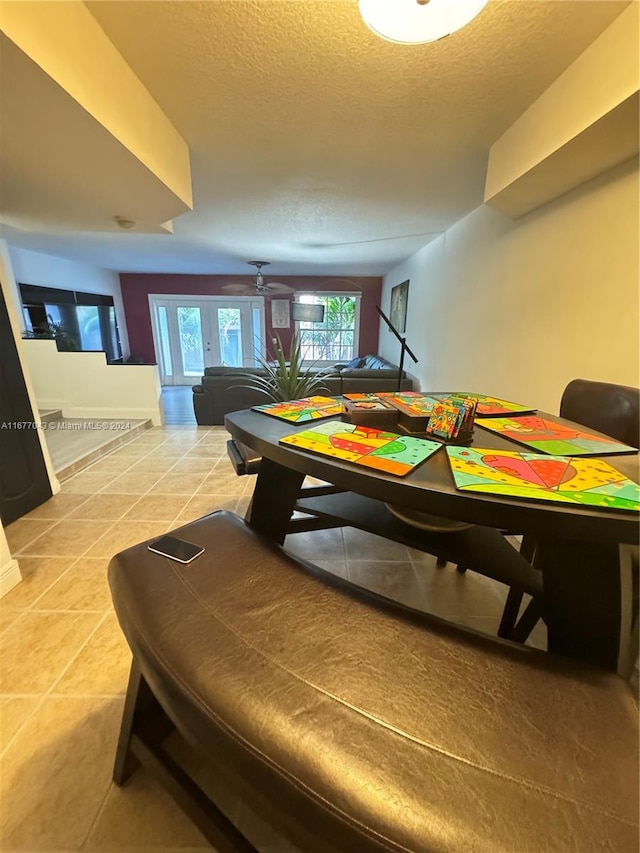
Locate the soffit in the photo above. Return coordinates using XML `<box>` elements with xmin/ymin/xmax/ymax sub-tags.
<box><xmin>3</xmin><ymin>0</ymin><xmax>630</xmax><ymax>274</ymax></box>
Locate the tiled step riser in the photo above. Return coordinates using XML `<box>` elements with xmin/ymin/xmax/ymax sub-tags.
<box><xmin>51</xmin><ymin>420</ymin><xmax>153</xmax><ymax>481</ymax></box>
<box><xmin>38</xmin><ymin>409</ymin><xmax>63</xmax><ymax>425</ymax></box>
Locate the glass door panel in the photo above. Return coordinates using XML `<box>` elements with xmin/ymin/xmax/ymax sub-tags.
<box><xmin>177</xmin><ymin>306</ymin><xmax>205</xmax><ymax>377</ymax></box>
<box><xmin>217</xmin><ymin>307</ymin><xmax>242</xmax><ymax>367</ymax></box>
<box><xmin>150</xmin><ymin>296</ymin><xmax>266</xmax><ymax>385</ymax></box>
<box><xmin>157</xmin><ymin>306</ymin><xmax>173</xmax><ymax>379</ymax></box>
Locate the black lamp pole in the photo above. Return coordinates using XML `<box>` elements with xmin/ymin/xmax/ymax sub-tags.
<box><xmin>375</xmin><ymin>305</ymin><xmax>418</xmax><ymax>392</ymax></box>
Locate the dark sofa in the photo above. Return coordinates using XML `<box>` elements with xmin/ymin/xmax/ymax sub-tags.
<box><xmin>192</xmin><ymin>354</ymin><xmax>414</xmax><ymax>424</ymax></box>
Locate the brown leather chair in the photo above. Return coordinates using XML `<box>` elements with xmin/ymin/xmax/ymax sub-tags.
<box><xmin>109</xmin><ymin>510</ymin><xmax>638</xmax><ymax>853</ymax></box>
<box><xmin>560</xmin><ymin>378</ymin><xmax>639</xmax><ymax>447</ymax></box>
<box><xmin>500</xmin><ymin>378</ymin><xmax>640</xmax><ymax>643</ymax></box>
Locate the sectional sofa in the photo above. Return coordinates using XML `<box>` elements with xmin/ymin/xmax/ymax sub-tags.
<box><xmin>192</xmin><ymin>354</ymin><xmax>414</xmax><ymax>424</ymax></box>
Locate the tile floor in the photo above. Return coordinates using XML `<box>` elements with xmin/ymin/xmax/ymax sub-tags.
<box><xmin>1</xmin><ymin>423</ymin><xmax>547</xmax><ymax>852</ymax></box>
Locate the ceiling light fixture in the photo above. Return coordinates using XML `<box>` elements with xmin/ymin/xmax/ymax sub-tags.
<box><xmin>358</xmin><ymin>0</ymin><xmax>489</xmax><ymax>44</ymax></box>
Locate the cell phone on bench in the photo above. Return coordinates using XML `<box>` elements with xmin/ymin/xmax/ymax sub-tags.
<box><xmin>147</xmin><ymin>535</ymin><xmax>205</xmax><ymax>564</ymax></box>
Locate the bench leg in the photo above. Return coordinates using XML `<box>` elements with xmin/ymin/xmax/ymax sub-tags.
<box><xmin>113</xmin><ymin>661</ymin><xmax>259</xmax><ymax>852</ymax></box>
<box><xmin>113</xmin><ymin>660</ymin><xmax>175</xmax><ymax>785</ymax></box>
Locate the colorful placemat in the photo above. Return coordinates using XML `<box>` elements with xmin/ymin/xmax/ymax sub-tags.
<box><xmin>379</xmin><ymin>393</ymin><xmax>442</xmax><ymax>417</ymax></box>
<box><xmin>447</xmin><ymin>446</ymin><xmax>640</xmax><ymax>511</ymax></box>
<box><xmin>280</xmin><ymin>421</ymin><xmax>441</xmax><ymax>477</ymax></box>
<box><xmin>476</xmin><ymin>415</ymin><xmax>638</xmax><ymax>456</ymax></box>
<box><xmin>452</xmin><ymin>394</ymin><xmax>536</xmax><ymax>417</ymax></box>
<box><xmin>376</xmin><ymin>392</ymin><xmax>535</xmax><ymax>418</ymax></box>
<box><xmin>253</xmin><ymin>396</ymin><xmax>343</xmax><ymax>423</ymax></box>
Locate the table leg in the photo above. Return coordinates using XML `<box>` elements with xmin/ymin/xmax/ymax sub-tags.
<box><xmin>536</xmin><ymin>538</ymin><xmax>634</xmax><ymax>673</ymax></box>
<box><xmin>244</xmin><ymin>458</ymin><xmax>305</xmax><ymax>544</ymax></box>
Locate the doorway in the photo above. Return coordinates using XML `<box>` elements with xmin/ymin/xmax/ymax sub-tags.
<box><xmin>149</xmin><ymin>296</ymin><xmax>265</xmax><ymax>386</ymax></box>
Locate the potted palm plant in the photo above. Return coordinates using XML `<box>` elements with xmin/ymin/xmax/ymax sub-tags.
<box><xmin>240</xmin><ymin>332</ymin><xmax>331</xmax><ymax>402</ymax></box>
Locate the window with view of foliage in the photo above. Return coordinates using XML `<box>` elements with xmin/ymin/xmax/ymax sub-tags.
<box><xmin>295</xmin><ymin>294</ymin><xmax>360</xmax><ymax>363</ymax></box>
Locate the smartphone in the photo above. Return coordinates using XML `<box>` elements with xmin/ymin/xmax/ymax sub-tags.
<box><xmin>147</xmin><ymin>535</ymin><xmax>205</xmax><ymax>564</ymax></box>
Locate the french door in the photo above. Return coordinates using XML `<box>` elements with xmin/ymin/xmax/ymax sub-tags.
<box><xmin>149</xmin><ymin>296</ymin><xmax>265</xmax><ymax>385</ymax></box>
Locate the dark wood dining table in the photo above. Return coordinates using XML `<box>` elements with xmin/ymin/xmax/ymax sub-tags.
<box><xmin>225</xmin><ymin>407</ymin><xmax>639</xmax><ymax>674</ymax></box>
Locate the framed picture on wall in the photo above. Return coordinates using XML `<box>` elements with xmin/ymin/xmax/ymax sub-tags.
<box><xmin>389</xmin><ymin>280</ymin><xmax>409</xmax><ymax>334</ymax></box>
<box><xmin>271</xmin><ymin>299</ymin><xmax>290</xmax><ymax>329</ymax></box>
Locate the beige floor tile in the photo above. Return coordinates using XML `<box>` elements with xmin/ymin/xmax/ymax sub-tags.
<box><xmin>196</xmin><ymin>472</ymin><xmax>248</xmax><ymax>495</ymax></box>
<box><xmin>85</xmin><ymin>456</ymin><xmax>141</xmax><ymax>475</ymax></box>
<box><xmin>0</xmin><ymin>697</ymin><xmax>41</xmax><ymax>753</ymax></box>
<box><xmin>170</xmin><ymin>458</ymin><xmax>217</xmax><ymax>475</ymax></box>
<box><xmin>54</xmin><ymin>613</ymin><xmax>131</xmax><ymax>696</ymax></box>
<box><xmin>0</xmin><ymin>611</ymin><xmax>102</xmax><ymax>693</ymax></box>
<box><xmin>236</xmin><ymin>496</ymin><xmax>251</xmax><ymax>517</ymax></box>
<box><xmin>284</xmin><ymin>528</ymin><xmax>346</xmax><ymax>561</ymax></box>
<box><xmin>20</xmin><ymin>520</ymin><xmax>114</xmax><ymax>557</ymax></box>
<box><xmin>175</xmin><ymin>495</ymin><xmax>238</xmax><ymax>523</ymax></box>
<box><xmin>85</xmin><ymin>772</ymin><xmax>211</xmax><ymax>849</ymax></box>
<box><xmin>416</xmin><ymin>562</ymin><xmax>507</xmax><ymax>619</ymax></box>
<box><xmin>211</xmin><ymin>459</ymin><xmax>242</xmax><ymax>475</ymax></box>
<box><xmin>0</xmin><ymin>696</ymin><xmax>122</xmax><ymax>851</ymax></box>
<box><xmin>185</xmin><ymin>447</ymin><xmax>225</xmax><ymax>461</ymax></box>
<box><xmin>22</xmin><ymin>492</ymin><xmax>90</xmax><ymax>521</ymax></box>
<box><xmin>195</xmin><ymin>433</ymin><xmax>229</xmax><ymax>455</ymax></box>
<box><xmin>152</xmin><ymin>473</ymin><xmax>208</xmax><ymax>495</ymax></box>
<box><xmin>123</xmin><ymin>494</ymin><xmax>192</xmax><ymax>521</ymax></box>
<box><xmin>0</xmin><ymin>605</ymin><xmax>22</xmax><ymax>636</ymax></box>
<box><xmin>0</xmin><ymin>557</ymin><xmax>74</xmax><ymax>608</ymax></box>
<box><xmin>453</xmin><ymin>614</ymin><xmax>503</xmax><ymax>636</ymax></box>
<box><xmin>101</xmin><ymin>472</ymin><xmax>163</xmax><ymax>494</ymax></box>
<box><xmin>67</xmin><ymin>493</ymin><xmax>141</xmax><ymax>520</ymax></box>
<box><xmin>62</xmin><ymin>472</ymin><xmax>119</xmax><ymax>493</ymax></box>
<box><xmin>314</xmin><ymin>558</ymin><xmax>349</xmax><ymax>579</ymax></box>
<box><xmin>129</xmin><ymin>457</ymin><xmax>181</xmax><ymax>474</ymax></box>
<box><xmin>127</xmin><ymin>434</ymin><xmax>168</xmax><ymax>447</ymax></box>
<box><xmin>3</xmin><ymin>519</ymin><xmax>56</xmax><ymax>553</ymax></box>
<box><xmin>147</xmin><ymin>447</ymin><xmax>189</xmax><ymax>460</ymax></box>
<box><xmin>34</xmin><ymin>558</ymin><xmax>112</xmax><ymax>611</ymax></box>
<box><xmin>343</xmin><ymin>527</ymin><xmax>413</xmax><ymax>562</ymax></box>
<box><xmin>347</xmin><ymin>560</ymin><xmax>429</xmax><ymax>610</ymax></box>
<box><xmin>106</xmin><ymin>443</ymin><xmax>154</xmax><ymax>457</ymax></box>
<box><xmin>163</xmin><ymin>434</ymin><xmax>203</xmax><ymax>448</ymax></box>
<box><xmin>84</xmin><ymin>521</ymin><xmax>169</xmax><ymax>558</ymax></box>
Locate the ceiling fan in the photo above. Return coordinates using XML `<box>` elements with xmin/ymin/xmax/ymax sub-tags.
<box><xmin>221</xmin><ymin>261</ymin><xmax>295</xmax><ymax>296</ymax></box>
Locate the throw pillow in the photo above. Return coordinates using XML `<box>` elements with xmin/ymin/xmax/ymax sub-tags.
<box><xmin>345</xmin><ymin>356</ymin><xmax>366</xmax><ymax>369</ymax></box>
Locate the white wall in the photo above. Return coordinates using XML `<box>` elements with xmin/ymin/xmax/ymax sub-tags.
<box><xmin>379</xmin><ymin>159</ymin><xmax>639</xmax><ymax>415</ymax></box>
<box><xmin>22</xmin><ymin>339</ymin><xmax>163</xmax><ymax>425</ymax></box>
<box><xmin>8</xmin><ymin>245</ymin><xmax>130</xmax><ymax>356</ymax></box>
<box><xmin>0</xmin><ymin>524</ymin><xmax>21</xmax><ymax>598</ymax></box>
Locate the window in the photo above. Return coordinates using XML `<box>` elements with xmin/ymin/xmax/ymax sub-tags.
<box><xmin>295</xmin><ymin>293</ymin><xmax>360</xmax><ymax>364</ymax></box>
<box><xmin>19</xmin><ymin>283</ymin><xmax>122</xmax><ymax>362</ymax></box>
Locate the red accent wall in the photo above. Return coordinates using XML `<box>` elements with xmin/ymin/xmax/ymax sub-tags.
<box><xmin>119</xmin><ymin>273</ymin><xmax>383</xmax><ymax>364</ymax></box>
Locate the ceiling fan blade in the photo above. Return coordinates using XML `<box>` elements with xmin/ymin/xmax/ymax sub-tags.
<box><xmin>266</xmin><ymin>282</ymin><xmax>295</xmax><ymax>294</ymax></box>
<box><xmin>221</xmin><ymin>283</ymin><xmax>255</xmax><ymax>294</ymax></box>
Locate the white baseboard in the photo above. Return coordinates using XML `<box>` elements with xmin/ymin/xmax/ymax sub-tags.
<box><xmin>66</xmin><ymin>406</ymin><xmax>161</xmax><ymax>425</ymax></box>
<box><xmin>0</xmin><ymin>558</ymin><xmax>22</xmax><ymax>598</ymax></box>
<box><xmin>37</xmin><ymin>403</ymin><xmax>162</xmax><ymax>426</ymax></box>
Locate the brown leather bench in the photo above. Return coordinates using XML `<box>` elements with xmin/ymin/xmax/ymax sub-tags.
<box><xmin>108</xmin><ymin>510</ymin><xmax>639</xmax><ymax>853</ymax></box>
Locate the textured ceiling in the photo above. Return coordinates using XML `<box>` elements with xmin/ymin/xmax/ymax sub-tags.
<box><xmin>2</xmin><ymin>0</ymin><xmax>629</xmax><ymax>275</ymax></box>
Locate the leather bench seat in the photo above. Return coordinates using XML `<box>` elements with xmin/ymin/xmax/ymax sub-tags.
<box><xmin>108</xmin><ymin>511</ymin><xmax>639</xmax><ymax>853</ymax></box>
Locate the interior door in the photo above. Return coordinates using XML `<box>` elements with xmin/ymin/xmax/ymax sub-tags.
<box><xmin>0</xmin><ymin>284</ymin><xmax>53</xmax><ymax>525</ymax></box>
<box><xmin>150</xmin><ymin>296</ymin><xmax>265</xmax><ymax>385</ymax></box>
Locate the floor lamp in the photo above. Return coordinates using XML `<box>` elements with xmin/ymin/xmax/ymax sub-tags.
<box><xmin>376</xmin><ymin>305</ymin><xmax>418</xmax><ymax>392</ymax></box>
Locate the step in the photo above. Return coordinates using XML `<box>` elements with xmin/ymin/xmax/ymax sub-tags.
<box><xmin>38</xmin><ymin>409</ymin><xmax>63</xmax><ymax>425</ymax></box>
<box><xmin>44</xmin><ymin>417</ymin><xmax>153</xmax><ymax>480</ymax></box>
